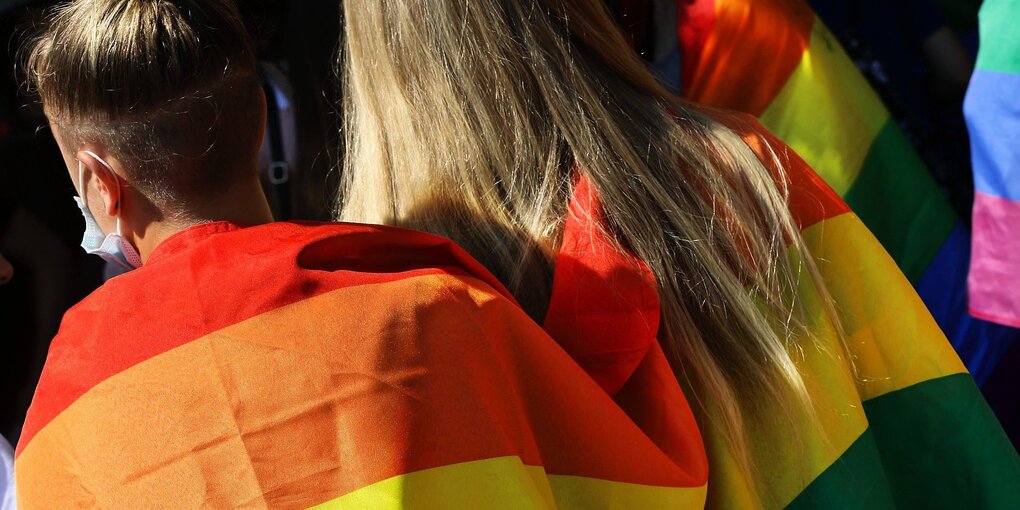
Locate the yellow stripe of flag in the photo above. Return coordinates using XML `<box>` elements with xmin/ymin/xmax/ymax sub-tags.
<box><xmin>758</xmin><ymin>19</ymin><xmax>889</xmax><ymax>196</ymax></box>
<box><xmin>312</xmin><ymin>456</ymin><xmax>708</xmax><ymax>509</ymax></box>
<box><xmin>703</xmin><ymin>212</ymin><xmax>967</xmax><ymax>508</ymax></box>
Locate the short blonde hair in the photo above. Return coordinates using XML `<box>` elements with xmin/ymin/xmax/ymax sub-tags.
<box><xmin>25</xmin><ymin>0</ymin><xmax>263</xmax><ymax>211</ymax></box>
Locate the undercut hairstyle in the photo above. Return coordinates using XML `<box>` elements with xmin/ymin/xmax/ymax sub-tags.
<box><xmin>24</xmin><ymin>0</ymin><xmax>264</xmax><ymax>213</ymax></box>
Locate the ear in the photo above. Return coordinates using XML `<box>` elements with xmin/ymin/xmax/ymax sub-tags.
<box><xmin>76</xmin><ymin>149</ymin><xmax>122</xmax><ymax>217</ymax></box>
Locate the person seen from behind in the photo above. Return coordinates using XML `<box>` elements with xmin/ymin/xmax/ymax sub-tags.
<box><xmin>336</xmin><ymin>1</ymin><xmax>1020</xmax><ymax>507</ymax></box>
<box><xmin>14</xmin><ymin>1</ymin><xmax>685</xmax><ymax>507</ymax></box>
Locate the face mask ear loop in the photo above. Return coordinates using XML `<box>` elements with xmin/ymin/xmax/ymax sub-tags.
<box><xmin>82</xmin><ymin>151</ymin><xmax>124</xmax><ymax>232</ymax></box>
<box><xmin>110</xmin><ymin>172</ymin><xmax>123</xmax><ymax>236</ymax></box>
<box><xmin>77</xmin><ymin>160</ymin><xmax>87</xmax><ymax>207</ymax></box>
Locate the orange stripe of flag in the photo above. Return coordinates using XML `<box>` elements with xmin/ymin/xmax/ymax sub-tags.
<box><xmin>18</xmin><ymin>222</ymin><xmax>514</xmax><ymax>456</ymax></box>
<box><xmin>17</xmin><ymin>274</ymin><xmax>706</xmax><ymax>508</ymax></box>
<box><xmin>712</xmin><ymin>111</ymin><xmax>852</xmax><ymax>229</ymax></box>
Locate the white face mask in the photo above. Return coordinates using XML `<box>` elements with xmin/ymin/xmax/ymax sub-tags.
<box><xmin>74</xmin><ymin>151</ymin><xmax>142</xmax><ymax>271</ymax></box>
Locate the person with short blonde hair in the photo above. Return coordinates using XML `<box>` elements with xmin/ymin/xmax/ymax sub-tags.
<box><xmin>25</xmin><ymin>0</ymin><xmax>271</xmax><ymax>263</ymax></box>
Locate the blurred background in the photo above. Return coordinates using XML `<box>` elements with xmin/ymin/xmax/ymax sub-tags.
<box><xmin>0</xmin><ymin>0</ymin><xmax>343</xmax><ymax>445</ymax></box>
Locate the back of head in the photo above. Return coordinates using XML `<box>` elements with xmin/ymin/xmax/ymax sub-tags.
<box><xmin>25</xmin><ymin>0</ymin><xmax>264</xmax><ymax>213</ymax></box>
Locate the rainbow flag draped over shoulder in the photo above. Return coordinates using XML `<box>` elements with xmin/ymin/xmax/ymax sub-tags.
<box><xmin>542</xmin><ymin>112</ymin><xmax>1020</xmax><ymax>508</ymax></box>
<box><xmin>675</xmin><ymin>0</ymin><xmax>1020</xmax><ymax>386</ymax></box>
<box><xmin>965</xmin><ymin>0</ymin><xmax>1020</xmax><ymax>328</ymax></box>
<box><xmin>723</xmin><ymin>117</ymin><xmax>1019</xmax><ymax>508</ymax></box>
<box><xmin>15</xmin><ymin>222</ymin><xmax>709</xmax><ymax>509</ymax></box>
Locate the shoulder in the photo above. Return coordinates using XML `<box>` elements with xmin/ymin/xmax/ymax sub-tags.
<box><xmin>20</xmin><ymin>222</ymin><xmax>517</xmax><ymax>449</ymax></box>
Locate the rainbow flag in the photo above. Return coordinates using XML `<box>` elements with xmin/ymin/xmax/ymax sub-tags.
<box><xmin>965</xmin><ymin>0</ymin><xmax>1020</xmax><ymax>328</ymax></box>
<box><xmin>15</xmin><ymin>222</ymin><xmax>709</xmax><ymax>508</ymax></box>
<box><xmin>15</xmin><ymin>124</ymin><xmax>1018</xmax><ymax>510</ymax></box>
<box><xmin>675</xmin><ymin>0</ymin><xmax>1019</xmax><ymax>387</ymax></box>
<box><xmin>720</xmin><ymin>116</ymin><xmax>1019</xmax><ymax>507</ymax></box>
<box><xmin>541</xmin><ymin>111</ymin><xmax>1020</xmax><ymax>508</ymax></box>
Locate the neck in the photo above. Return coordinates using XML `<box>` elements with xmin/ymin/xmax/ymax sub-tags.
<box><xmin>131</xmin><ymin>176</ymin><xmax>275</xmax><ymax>262</ymax></box>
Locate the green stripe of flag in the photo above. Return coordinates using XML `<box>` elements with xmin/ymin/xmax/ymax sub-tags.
<box><xmin>789</xmin><ymin>373</ymin><xmax>1020</xmax><ymax>509</ymax></box>
<box><xmin>842</xmin><ymin>120</ymin><xmax>957</xmax><ymax>283</ymax></box>
<box><xmin>863</xmin><ymin>373</ymin><xmax>1020</xmax><ymax>508</ymax></box>
<box><xmin>976</xmin><ymin>0</ymin><xmax>1020</xmax><ymax>74</ymax></box>
<box><xmin>786</xmin><ymin>429</ymin><xmax>896</xmax><ymax>509</ymax></box>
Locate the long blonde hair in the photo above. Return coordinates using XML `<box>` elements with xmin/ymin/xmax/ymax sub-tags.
<box><xmin>338</xmin><ymin>0</ymin><xmax>832</xmax><ymax>486</ymax></box>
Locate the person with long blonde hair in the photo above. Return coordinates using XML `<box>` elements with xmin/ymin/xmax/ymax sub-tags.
<box><xmin>338</xmin><ymin>0</ymin><xmax>1020</xmax><ymax>507</ymax></box>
